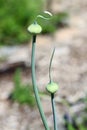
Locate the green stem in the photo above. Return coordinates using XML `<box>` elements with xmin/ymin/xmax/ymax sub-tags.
<box><xmin>49</xmin><ymin>48</ymin><xmax>58</xmax><ymax>130</ymax></box>
<box><xmin>51</xmin><ymin>93</ymin><xmax>58</xmax><ymax>130</ymax></box>
<box><xmin>49</xmin><ymin>47</ymin><xmax>55</xmax><ymax>83</ymax></box>
<box><xmin>31</xmin><ymin>35</ymin><xmax>50</xmax><ymax>130</ymax></box>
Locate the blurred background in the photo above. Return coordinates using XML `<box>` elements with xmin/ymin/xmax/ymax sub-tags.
<box><xmin>0</xmin><ymin>0</ymin><xmax>87</xmax><ymax>130</ymax></box>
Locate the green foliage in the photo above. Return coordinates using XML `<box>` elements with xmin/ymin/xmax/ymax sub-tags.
<box><xmin>68</xmin><ymin>123</ymin><xmax>76</xmax><ymax>130</ymax></box>
<box><xmin>79</xmin><ymin>124</ymin><xmax>87</xmax><ymax>130</ymax></box>
<box><xmin>11</xmin><ymin>69</ymin><xmax>35</xmax><ymax>107</ymax></box>
<box><xmin>0</xmin><ymin>0</ymin><xmax>68</xmax><ymax>45</ymax></box>
<box><xmin>66</xmin><ymin>122</ymin><xmax>86</xmax><ymax>130</ymax></box>
<box><xmin>0</xmin><ymin>0</ymin><xmax>43</xmax><ymax>45</ymax></box>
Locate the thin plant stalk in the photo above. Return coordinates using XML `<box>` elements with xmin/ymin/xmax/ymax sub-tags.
<box><xmin>49</xmin><ymin>48</ymin><xmax>58</xmax><ymax>130</ymax></box>
<box><xmin>31</xmin><ymin>35</ymin><xmax>50</xmax><ymax>130</ymax></box>
<box><xmin>51</xmin><ymin>93</ymin><xmax>58</xmax><ymax>130</ymax></box>
<box><xmin>49</xmin><ymin>47</ymin><xmax>55</xmax><ymax>83</ymax></box>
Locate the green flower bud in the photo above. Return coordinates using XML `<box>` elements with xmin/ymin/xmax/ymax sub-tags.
<box><xmin>46</xmin><ymin>82</ymin><xmax>59</xmax><ymax>94</ymax></box>
<box><xmin>28</xmin><ymin>22</ymin><xmax>42</xmax><ymax>34</ymax></box>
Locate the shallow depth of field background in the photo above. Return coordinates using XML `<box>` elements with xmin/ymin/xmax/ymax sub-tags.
<box><xmin>0</xmin><ymin>0</ymin><xmax>87</xmax><ymax>130</ymax></box>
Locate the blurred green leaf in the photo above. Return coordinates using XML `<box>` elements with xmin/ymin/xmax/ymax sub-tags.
<box><xmin>0</xmin><ymin>0</ymin><xmax>43</xmax><ymax>45</ymax></box>
<box><xmin>11</xmin><ymin>69</ymin><xmax>35</xmax><ymax>107</ymax></box>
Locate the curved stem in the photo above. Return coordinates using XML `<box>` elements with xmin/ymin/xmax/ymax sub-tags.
<box><xmin>51</xmin><ymin>93</ymin><xmax>58</xmax><ymax>130</ymax></box>
<box><xmin>49</xmin><ymin>48</ymin><xmax>58</xmax><ymax>130</ymax></box>
<box><xmin>49</xmin><ymin>47</ymin><xmax>55</xmax><ymax>83</ymax></box>
<box><xmin>31</xmin><ymin>35</ymin><xmax>50</xmax><ymax>130</ymax></box>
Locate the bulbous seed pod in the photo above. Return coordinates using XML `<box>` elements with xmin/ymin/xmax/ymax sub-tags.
<box><xmin>46</xmin><ymin>82</ymin><xmax>59</xmax><ymax>94</ymax></box>
<box><xmin>27</xmin><ymin>22</ymin><xmax>42</xmax><ymax>34</ymax></box>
